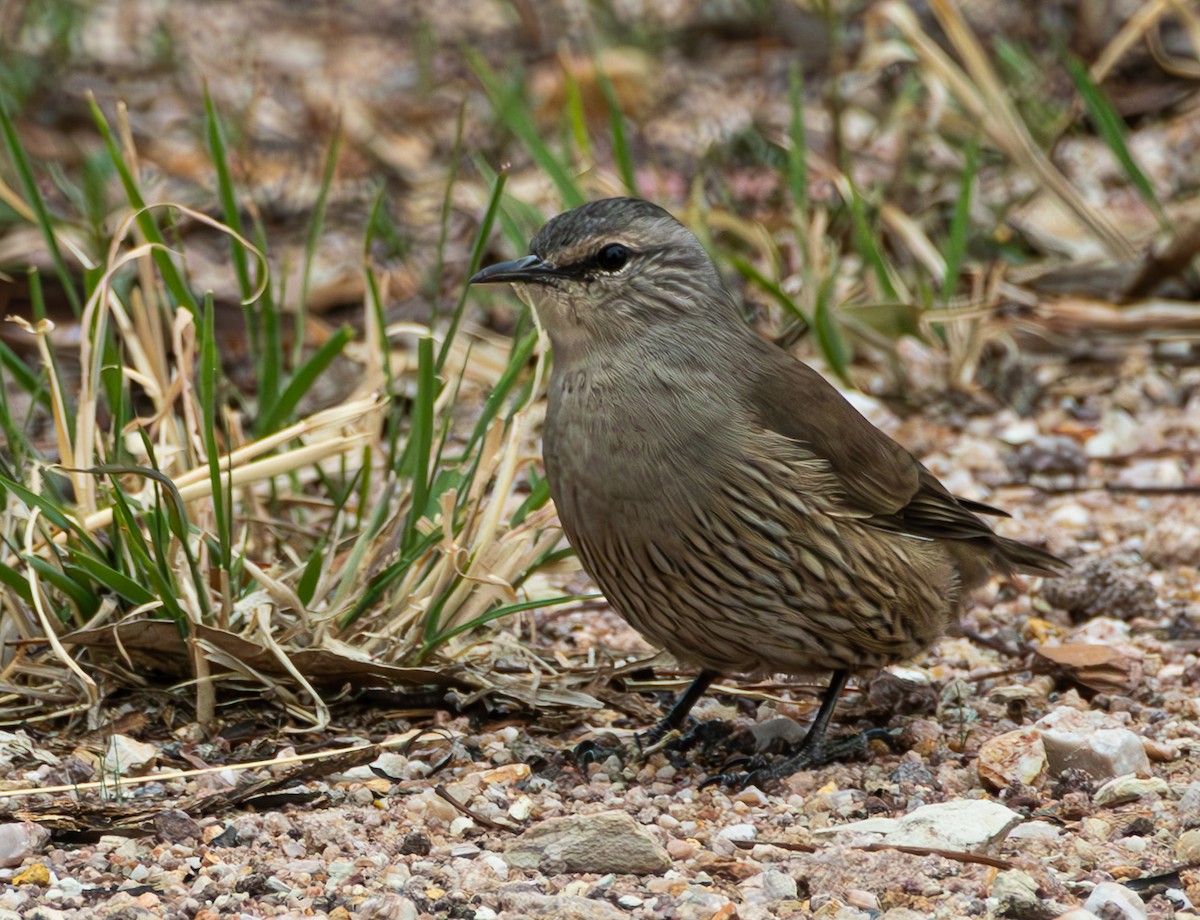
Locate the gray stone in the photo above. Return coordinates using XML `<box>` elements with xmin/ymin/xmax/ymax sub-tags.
<box><xmin>762</xmin><ymin>868</ymin><xmax>798</xmax><ymax>901</ymax></box>
<box><xmin>504</xmin><ymin>811</ymin><xmax>670</xmax><ymax>875</ymax></box>
<box><xmin>497</xmin><ymin>889</ymin><xmax>625</xmax><ymax>920</ymax></box>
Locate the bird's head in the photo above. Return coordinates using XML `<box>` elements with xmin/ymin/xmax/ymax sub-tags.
<box><xmin>470</xmin><ymin>197</ymin><xmax>740</xmax><ymax>355</ymax></box>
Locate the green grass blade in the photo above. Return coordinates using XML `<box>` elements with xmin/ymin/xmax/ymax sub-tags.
<box><xmin>1065</xmin><ymin>55</ymin><xmax>1168</xmax><ymax>230</ymax></box>
<box><xmin>813</xmin><ymin>268</ymin><xmax>851</xmax><ymax>386</ymax></box>
<box><xmin>296</xmin><ymin>129</ymin><xmax>342</xmax><ymax>363</ymax></box>
<box><xmin>401</xmin><ymin>336</ymin><xmax>437</xmax><ymax>553</ymax></box>
<box><xmin>0</xmin><ymin>101</ymin><xmax>82</xmax><ymax>315</ymax></box>
<box><xmin>787</xmin><ymin>64</ymin><xmax>809</xmax><ymax>217</ymax></box>
<box><xmin>25</xmin><ymin>555</ymin><xmax>97</xmax><ymax>620</ymax></box>
<box><xmin>203</xmin><ymin>86</ymin><xmax>253</xmax><ymax>303</ymax></box>
<box><xmin>467</xmin><ymin>48</ymin><xmax>585</xmax><ymax>208</ymax></box>
<box><xmin>436</xmin><ymin>168</ymin><xmax>508</xmax><ymax>371</ymax></box>
<box><xmin>67</xmin><ymin>553</ymin><xmax>156</xmax><ymax>607</ymax></box>
<box><xmin>942</xmin><ymin>135</ymin><xmax>979</xmax><ymax>300</ymax></box>
<box><xmin>420</xmin><ymin>593</ymin><xmax>601</xmax><ymax>660</ymax></box>
<box><xmin>199</xmin><ymin>293</ymin><xmax>232</xmax><ymax>573</ymax></box>
<box><xmin>595</xmin><ymin>61</ymin><xmax>638</xmax><ymax>196</ymax></box>
<box><xmin>846</xmin><ymin>181</ymin><xmax>900</xmax><ymax>302</ymax></box>
<box><xmin>257</xmin><ymin>323</ymin><xmax>354</xmax><ymax>434</ymax></box>
<box><xmin>88</xmin><ymin>97</ymin><xmax>198</xmax><ymax>313</ymax></box>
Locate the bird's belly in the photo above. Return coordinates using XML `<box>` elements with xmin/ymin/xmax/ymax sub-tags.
<box><xmin>565</xmin><ymin>494</ymin><xmax>960</xmax><ymax>677</ymax></box>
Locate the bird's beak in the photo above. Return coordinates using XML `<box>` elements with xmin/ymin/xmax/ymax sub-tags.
<box><xmin>469</xmin><ymin>255</ymin><xmax>560</xmax><ymax>285</ymax></box>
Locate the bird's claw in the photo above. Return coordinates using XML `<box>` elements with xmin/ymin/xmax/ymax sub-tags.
<box><xmin>700</xmin><ymin>766</ymin><xmax>773</xmax><ymax>791</ymax></box>
<box><xmin>572</xmin><ymin>734</ymin><xmax>625</xmax><ymax>767</ymax></box>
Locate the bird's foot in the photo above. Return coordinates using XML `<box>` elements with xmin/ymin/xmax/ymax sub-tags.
<box><xmin>701</xmin><ymin>728</ymin><xmax>899</xmax><ymax>790</ymax></box>
<box><xmin>573</xmin><ymin>717</ymin><xmax>719</xmax><ymax>768</ymax></box>
<box><xmin>572</xmin><ymin>732</ymin><xmax>627</xmax><ymax>767</ymax></box>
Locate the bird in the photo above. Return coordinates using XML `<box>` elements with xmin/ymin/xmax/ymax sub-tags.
<box><xmin>470</xmin><ymin>197</ymin><xmax>1066</xmax><ymax>787</ymax></box>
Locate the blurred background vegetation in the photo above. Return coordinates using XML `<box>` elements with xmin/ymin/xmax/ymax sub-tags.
<box><xmin>0</xmin><ymin>0</ymin><xmax>1197</xmax><ymax>732</ymax></box>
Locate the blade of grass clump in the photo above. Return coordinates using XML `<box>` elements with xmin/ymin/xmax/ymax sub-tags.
<box><xmin>595</xmin><ymin>58</ymin><xmax>638</xmax><ymax>196</ymax></box>
<box><xmin>436</xmin><ymin>168</ymin><xmax>508</xmax><ymax>371</ymax></box>
<box><xmin>66</xmin><ymin>552</ymin><xmax>155</xmax><ymax>607</ymax></box>
<box><xmin>340</xmin><ymin>527</ymin><xmax>441</xmax><ymax>627</ymax></box>
<box><xmin>786</xmin><ymin>63</ymin><xmax>809</xmax><ymax>219</ymax></box>
<box><xmin>256</xmin><ymin>324</ymin><xmax>354</xmax><ymax>434</ymax></box>
<box><xmin>942</xmin><ymin>134</ymin><xmax>979</xmax><ymax>301</ymax></box>
<box><xmin>88</xmin><ymin>459</ymin><xmax>213</xmax><ymax>622</ymax></box>
<box><xmin>726</xmin><ymin>253</ymin><xmax>811</xmax><ymax>329</ymax></box>
<box><xmin>561</xmin><ymin>59</ymin><xmax>593</xmax><ymax>163</ymax></box>
<box><xmin>296</xmin><ymin>129</ymin><xmax>342</xmax><ymax>366</ymax></box>
<box><xmin>0</xmin><ymin>561</ymin><xmax>34</xmax><ymax>605</ymax></box>
<box><xmin>465</xmin><ymin>327</ymin><xmax>538</xmax><ymax>453</ymax></box>
<box><xmin>102</xmin><ymin>480</ymin><xmax>187</xmax><ymax>625</ymax></box>
<box><xmin>400</xmin><ymin>336</ymin><xmax>436</xmax><ymax>555</ymax></box>
<box><xmin>510</xmin><ymin>473</ymin><xmax>550</xmax><ymax>527</ymax></box>
<box><xmin>472</xmin><ymin>157</ymin><xmax>542</xmax><ymax>252</ymax></box>
<box><xmin>0</xmin><ymin>475</ymin><xmax>103</xmax><ymax>556</ymax></box>
<box><xmin>24</xmin><ymin>554</ymin><xmax>97</xmax><ymax>621</ymax></box>
<box><xmin>1065</xmin><ymin>55</ymin><xmax>1169</xmax><ymax>231</ymax></box>
<box><xmin>23</xmin><ymin>270</ymin><xmax>76</xmax><ymax>440</ymax></box>
<box><xmin>363</xmin><ymin>191</ymin><xmax>394</xmax><ymax>392</ymax></box>
<box><xmin>419</xmin><ymin>593</ymin><xmax>599</xmax><ymax>661</ymax></box>
<box><xmin>0</xmin><ymin>102</ymin><xmax>82</xmax><ymax>315</ymax></box>
<box><xmin>467</xmin><ymin>48</ymin><xmax>586</xmax><ymax>209</ymax></box>
<box><xmin>199</xmin><ymin>293</ymin><xmax>233</xmax><ymax>619</ymax></box>
<box><xmin>813</xmin><ymin>263</ymin><xmax>851</xmax><ymax>386</ymax></box>
<box><xmin>87</xmin><ymin>96</ymin><xmax>198</xmax><ymax>313</ymax></box>
<box><xmin>846</xmin><ymin>181</ymin><xmax>901</xmax><ymax>303</ymax></box>
<box><xmin>203</xmin><ymin>87</ymin><xmax>255</xmax><ymax>310</ymax></box>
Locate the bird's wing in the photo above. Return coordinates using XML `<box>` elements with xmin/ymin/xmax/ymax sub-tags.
<box><xmin>746</xmin><ymin>342</ymin><xmax>1001</xmax><ymax>543</ymax></box>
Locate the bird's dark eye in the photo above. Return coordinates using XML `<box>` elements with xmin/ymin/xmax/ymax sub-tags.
<box><xmin>595</xmin><ymin>243</ymin><xmax>630</xmax><ymax>272</ymax></box>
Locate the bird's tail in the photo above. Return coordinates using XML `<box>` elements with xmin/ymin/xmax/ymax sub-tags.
<box><xmin>995</xmin><ymin>536</ymin><xmax>1070</xmax><ymax>577</ymax></box>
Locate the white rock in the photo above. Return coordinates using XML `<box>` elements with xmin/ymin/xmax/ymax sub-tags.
<box><xmin>1082</xmin><ymin>881</ymin><xmax>1147</xmax><ymax>920</ymax></box>
<box><xmin>1008</xmin><ymin>821</ymin><xmax>1064</xmax><ymax>840</ymax></box>
<box><xmin>1094</xmin><ymin>775</ymin><xmax>1169</xmax><ymax>807</ymax></box>
<box><xmin>717</xmin><ymin>824</ymin><xmax>757</xmax><ymax>843</ymax></box>
<box><xmin>820</xmin><ymin>801</ymin><xmax>1022</xmax><ymax>853</ymax></box>
<box><xmin>102</xmin><ymin>734</ymin><xmax>157</xmax><ymax>775</ymax></box>
<box><xmin>0</xmin><ymin>821</ymin><xmax>50</xmax><ymax>868</ymax></box>
<box><xmin>1115</xmin><ymin>458</ymin><xmax>1185</xmax><ymax>489</ymax></box>
<box><xmin>1048</xmin><ymin>502</ymin><xmax>1092</xmax><ymax>531</ymax></box>
<box><xmin>1037</xmin><ymin>708</ymin><xmax>1151</xmax><ymax>782</ymax></box>
<box><xmin>887</xmin><ymin>800</ymin><xmax>1023</xmax><ymax>852</ymax></box>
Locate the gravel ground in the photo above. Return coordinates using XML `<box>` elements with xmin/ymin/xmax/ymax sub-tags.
<box><xmin>2</xmin><ymin>348</ymin><xmax>1199</xmax><ymax>920</ymax></box>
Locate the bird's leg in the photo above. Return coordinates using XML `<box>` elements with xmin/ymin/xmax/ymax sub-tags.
<box><xmin>638</xmin><ymin>669</ymin><xmax>720</xmax><ymax>750</ymax></box>
<box><xmin>575</xmin><ymin>670</ymin><xmax>720</xmax><ymax>766</ymax></box>
<box><xmin>705</xmin><ymin>669</ymin><xmax>853</xmax><ymax>789</ymax></box>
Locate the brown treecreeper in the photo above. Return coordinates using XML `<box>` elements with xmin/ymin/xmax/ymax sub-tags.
<box><xmin>472</xmin><ymin>197</ymin><xmax>1065</xmax><ymax>787</ymax></box>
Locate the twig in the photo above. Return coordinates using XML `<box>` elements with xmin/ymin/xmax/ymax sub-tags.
<box><xmin>434</xmin><ymin>783</ymin><xmax>521</xmax><ymax>832</ymax></box>
<box><xmin>856</xmin><ymin>842</ymin><xmax>1015</xmax><ymax>869</ymax></box>
<box><xmin>738</xmin><ymin>837</ymin><xmax>1015</xmax><ymax>869</ymax></box>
